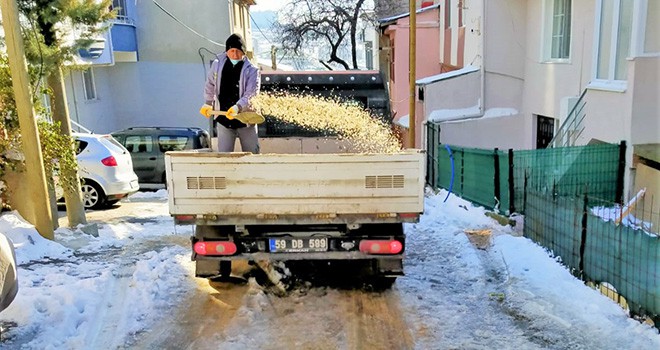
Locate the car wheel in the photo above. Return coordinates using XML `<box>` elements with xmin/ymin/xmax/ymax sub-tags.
<box><xmin>81</xmin><ymin>180</ymin><xmax>106</xmax><ymax>209</ymax></box>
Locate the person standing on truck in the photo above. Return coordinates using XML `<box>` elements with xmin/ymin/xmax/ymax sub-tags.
<box><xmin>199</xmin><ymin>33</ymin><xmax>261</xmax><ymax>153</ymax></box>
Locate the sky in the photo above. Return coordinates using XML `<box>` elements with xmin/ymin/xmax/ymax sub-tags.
<box><xmin>251</xmin><ymin>0</ymin><xmax>288</xmax><ymax>12</ymax></box>
<box><xmin>0</xmin><ymin>189</ymin><xmax>659</xmax><ymax>348</ymax></box>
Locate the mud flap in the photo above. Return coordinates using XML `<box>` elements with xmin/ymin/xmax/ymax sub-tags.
<box><xmin>195</xmin><ymin>259</ymin><xmax>224</xmax><ymax>278</ymax></box>
<box><xmin>375</xmin><ymin>258</ymin><xmax>404</xmax><ymax>276</ymax></box>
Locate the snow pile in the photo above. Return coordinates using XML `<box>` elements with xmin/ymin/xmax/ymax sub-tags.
<box><xmin>0</xmin><ymin>211</ymin><xmax>72</xmax><ymax>265</ymax></box>
<box><xmin>0</xmin><ymin>211</ymin><xmax>193</xmax><ymax>349</ymax></box>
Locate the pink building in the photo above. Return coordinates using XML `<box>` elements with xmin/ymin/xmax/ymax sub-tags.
<box><xmin>379</xmin><ymin>2</ymin><xmax>465</xmax><ymax>147</ymax></box>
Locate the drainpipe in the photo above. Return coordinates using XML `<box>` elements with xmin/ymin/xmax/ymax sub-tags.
<box><xmin>465</xmin><ymin>0</ymin><xmax>486</xmax><ymax>120</ymax></box>
<box><xmin>69</xmin><ymin>74</ymin><xmax>81</xmax><ymax>129</ymax></box>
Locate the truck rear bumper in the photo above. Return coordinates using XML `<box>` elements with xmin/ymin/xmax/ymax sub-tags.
<box><xmin>195</xmin><ymin>251</ymin><xmax>404</xmax><ymax>261</ymax></box>
<box><xmin>195</xmin><ymin>254</ymin><xmax>404</xmax><ymax>278</ymax></box>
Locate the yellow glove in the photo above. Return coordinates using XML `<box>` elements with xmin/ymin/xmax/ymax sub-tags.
<box><xmin>199</xmin><ymin>104</ymin><xmax>213</xmax><ymax>118</ymax></box>
<box><xmin>226</xmin><ymin>105</ymin><xmax>239</xmax><ymax>120</ymax></box>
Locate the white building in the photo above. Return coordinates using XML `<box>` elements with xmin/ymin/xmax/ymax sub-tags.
<box><xmin>413</xmin><ymin>0</ymin><xmax>658</xmax><ymax>200</ymax></box>
<box><xmin>66</xmin><ymin>0</ymin><xmax>255</xmax><ymax>134</ymax></box>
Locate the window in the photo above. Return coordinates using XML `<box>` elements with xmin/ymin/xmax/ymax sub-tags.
<box><xmin>593</xmin><ymin>0</ymin><xmax>633</xmax><ymax>84</ymax></box>
<box><xmin>365</xmin><ymin>42</ymin><xmax>373</xmax><ymax>70</ymax></box>
<box><xmin>124</xmin><ymin>136</ymin><xmax>153</xmax><ymax>153</ymax></box>
<box><xmin>112</xmin><ymin>0</ymin><xmax>128</xmax><ymax>19</ymax></box>
<box><xmin>632</xmin><ymin>0</ymin><xmax>659</xmax><ymax>56</ymax></box>
<box><xmin>82</xmin><ymin>68</ymin><xmax>97</xmax><ymax>100</ymax></box>
<box><xmin>542</xmin><ymin>0</ymin><xmax>572</xmax><ymax>61</ymax></box>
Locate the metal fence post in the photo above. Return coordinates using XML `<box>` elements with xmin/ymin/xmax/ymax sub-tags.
<box><xmin>508</xmin><ymin>149</ymin><xmax>515</xmax><ymax>214</ymax></box>
<box><xmin>578</xmin><ymin>190</ymin><xmax>588</xmax><ymax>280</ymax></box>
<box><xmin>460</xmin><ymin>148</ymin><xmax>465</xmax><ymax>196</ymax></box>
<box><xmin>615</xmin><ymin>140</ymin><xmax>627</xmax><ymax>204</ymax></box>
<box><xmin>494</xmin><ymin>148</ymin><xmax>501</xmax><ymax>209</ymax></box>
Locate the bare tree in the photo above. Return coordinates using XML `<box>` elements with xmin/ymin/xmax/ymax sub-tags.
<box><xmin>374</xmin><ymin>0</ymin><xmax>410</xmax><ymax>19</ymax></box>
<box><xmin>275</xmin><ymin>0</ymin><xmax>374</xmax><ymax>70</ymax></box>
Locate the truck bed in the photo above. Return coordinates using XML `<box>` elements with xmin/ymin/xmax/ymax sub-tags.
<box><xmin>165</xmin><ymin>150</ymin><xmax>425</xmax><ymax>223</ymax></box>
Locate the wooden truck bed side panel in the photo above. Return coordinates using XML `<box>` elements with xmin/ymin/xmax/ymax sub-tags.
<box><xmin>166</xmin><ymin>151</ymin><xmax>425</xmax><ymax>216</ymax></box>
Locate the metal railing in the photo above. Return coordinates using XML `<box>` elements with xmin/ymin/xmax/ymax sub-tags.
<box><xmin>550</xmin><ymin>89</ymin><xmax>587</xmax><ymax>148</ymax></box>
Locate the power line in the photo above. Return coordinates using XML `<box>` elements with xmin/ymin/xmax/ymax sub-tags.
<box><xmin>248</xmin><ymin>11</ymin><xmax>275</xmax><ymax>46</ymax></box>
<box><xmin>152</xmin><ymin>0</ymin><xmax>225</xmax><ymax>47</ymax></box>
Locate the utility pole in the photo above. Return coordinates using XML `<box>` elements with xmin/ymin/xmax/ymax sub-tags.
<box><xmin>48</xmin><ymin>67</ymin><xmax>87</xmax><ymax>227</ymax></box>
<box><xmin>408</xmin><ymin>0</ymin><xmax>417</xmax><ymax>148</ymax></box>
<box><xmin>271</xmin><ymin>45</ymin><xmax>278</xmax><ymax>70</ymax></box>
<box><xmin>0</xmin><ymin>0</ymin><xmax>54</xmax><ymax>239</ymax></box>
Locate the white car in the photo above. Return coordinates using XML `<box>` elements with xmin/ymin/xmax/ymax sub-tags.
<box><xmin>0</xmin><ymin>233</ymin><xmax>18</xmax><ymax>313</ymax></box>
<box><xmin>61</xmin><ymin>133</ymin><xmax>140</xmax><ymax>209</ymax></box>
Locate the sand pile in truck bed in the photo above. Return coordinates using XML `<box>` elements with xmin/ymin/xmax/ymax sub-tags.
<box><xmin>251</xmin><ymin>92</ymin><xmax>402</xmax><ymax>154</ymax></box>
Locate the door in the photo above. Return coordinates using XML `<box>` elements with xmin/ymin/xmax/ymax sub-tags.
<box><xmin>536</xmin><ymin>115</ymin><xmax>555</xmax><ymax>149</ymax></box>
<box><xmin>124</xmin><ymin>135</ymin><xmax>158</xmax><ymax>182</ymax></box>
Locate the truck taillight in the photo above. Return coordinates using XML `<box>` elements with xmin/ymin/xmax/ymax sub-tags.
<box><xmin>194</xmin><ymin>241</ymin><xmax>237</xmax><ymax>256</ymax></box>
<box><xmin>359</xmin><ymin>240</ymin><xmax>403</xmax><ymax>255</ymax></box>
<box><xmin>175</xmin><ymin>215</ymin><xmax>195</xmax><ymax>222</ymax></box>
<box><xmin>399</xmin><ymin>213</ymin><xmax>419</xmax><ymax>219</ymax></box>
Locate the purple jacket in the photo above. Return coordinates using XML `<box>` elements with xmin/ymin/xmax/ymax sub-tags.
<box><xmin>204</xmin><ymin>52</ymin><xmax>260</xmax><ymax>112</ymax></box>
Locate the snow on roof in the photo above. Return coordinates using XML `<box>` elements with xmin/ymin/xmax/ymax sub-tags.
<box><xmin>378</xmin><ymin>4</ymin><xmax>442</xmax><ymax>26</ymax></box>
<box><xmin>428</xmin><ymin>104</ymin><xmax>519</xmax><ymax>123</ymax></box>
<box><xmin>416</xmin><ymin>65</ymin><xmax>480</xmax><ymax>86</ymax></box>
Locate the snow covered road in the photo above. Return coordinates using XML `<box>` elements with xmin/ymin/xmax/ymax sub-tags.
<box><xmin>1</xmin><ymin>190</ymin><xmax>658</xmax><ymax>349</ymax></box>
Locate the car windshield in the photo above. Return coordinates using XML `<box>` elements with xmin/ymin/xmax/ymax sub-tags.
<box><xmin>100</xmin><ymin>135</ymin><xmax>128</xmax><ymax>154</ymax></box>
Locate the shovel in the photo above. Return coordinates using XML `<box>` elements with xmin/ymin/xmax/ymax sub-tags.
<box><xmin>210</xmin><ymin>110</ymin><xmax>265</xmax><ymax>125</ymax></box>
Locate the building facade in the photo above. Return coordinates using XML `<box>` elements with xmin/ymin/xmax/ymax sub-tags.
<box><xmin>388</xmin><ymin>0</ymin><xmax>658</xmax><ymax>201</ymax></box>
<box><xmin>66</xmin><ymin>0</ymin><xmax>255</xmax><ymax>134</ymax></box>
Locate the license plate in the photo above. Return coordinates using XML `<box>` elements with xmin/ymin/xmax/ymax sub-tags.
<box><xmin>269</xmin><ymin>237</ymin><xmax>328</xmax><ymax>253</ymax></box>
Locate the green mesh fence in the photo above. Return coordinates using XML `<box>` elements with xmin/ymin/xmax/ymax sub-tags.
<box><xmin>525</xmin><ymin>191</ymin><xmax>583</xmax><ymax>269</ymax></box>
<box><xmin>513</xmin><ymin>144</ymin><xmax>622</xmax><ymax>208</ymax></box>
<box><xmin>425</xmin><ymin>121</ymin><xmax>622</xmax><ymax>213</ymax></box>
<box><xmin>524</xmin><ymin>191</ymin><xmax>660</xmax><ymax>320</ymax></box>
<box><xmin>498</xmin><ymin>150</ymin><xmax>511</xmax><ymax>213</ymax></box>
<box><xmin>424</xmin><ymin>123</ymin><xmax>656</xmax><ymax>322</ymax></box>
<box><xmin>437</xmin><ymin>145</ymin><xmax>455</xmax><ymax>190</ymax></box>
<box><xmin>426</xmin><ymin>123</ymin><xmax>441</xmax><ymax>189</ymax></box>
<box><xmin>461</xmin><ymin>147</ymin><xmax>497</xmax><ymax>208</ymax></box>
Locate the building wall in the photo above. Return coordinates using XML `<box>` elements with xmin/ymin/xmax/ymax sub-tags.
<box><xmin>422</xmin><ymin>0</ymin><xmax>527</xmax><ymax>150</ymax></box>
<box><xmin>65</xmin><ymin>0</ymin><xmax>235</xmax><ymax>134</ymax></box>
<box><xmin>436</xmin><ymin>115</ymin><xmax>526</xmax><ymax>150</ymax></box>
<box><xmin>64</xmin><ymin>67</ymin><xmax>118</xmax><ymax>133</ymax></box>
<box><xmin>384</xmin><ymin>7</ymin><xmax>442</xmax><ymax>127</ymax></box>
<box><xmin>630</xmin><ymin>57</ymin><xmax>660</xmax><ymax>145</ymax></box>
<box><xmin>521</xmin><ymin>0</ymin><xmax>595</xmax><ymax>149</ymax></box>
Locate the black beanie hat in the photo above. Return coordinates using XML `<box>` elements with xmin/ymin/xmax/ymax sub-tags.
<box><xmin>226</xmin><ymin>34</ymin><xmax>246</xmax><ymax>53</ymax></box>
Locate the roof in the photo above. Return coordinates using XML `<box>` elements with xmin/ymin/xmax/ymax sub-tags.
<box><xmin>416</xmin><ymin>65</ymin><xmax>480</xmax><ymax>86</ymax></box>
<box><xmin>379</xmin><ymin>4</ymin><xmax>441</xmax><ymax>27</ymax></box>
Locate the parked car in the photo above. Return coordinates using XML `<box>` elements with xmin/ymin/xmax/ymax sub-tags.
<box><xmin>111</xmin><ymin>127</ymin><xmax>211</xmax><ymax>184</ymax></box>
<box><xmin>58</xmin><ymin>133</ymin><xmax>140</xmax><ymax>209</ymax></box>
<box><xmin>0</xmin><ymin>232</ymin><xmax>18</xmax><ymax>313</ymax></box>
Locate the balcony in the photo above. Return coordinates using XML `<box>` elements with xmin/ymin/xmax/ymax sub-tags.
<box><xmin>111</xmin><ymin>22</ymin><xmax>138</xmax><ymax>62</ymax></box>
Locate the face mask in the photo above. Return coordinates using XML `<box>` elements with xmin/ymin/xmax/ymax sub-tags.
<box><xmin>230</xmin><ymin>58</ymin><xmax>241</xmax><ymax>65</ymax></box>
